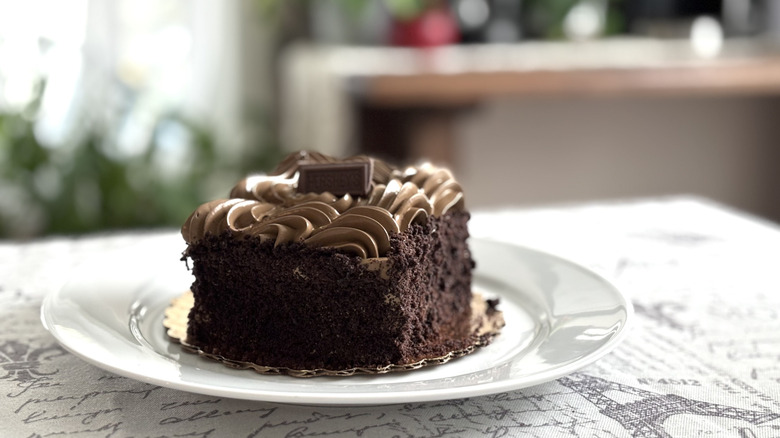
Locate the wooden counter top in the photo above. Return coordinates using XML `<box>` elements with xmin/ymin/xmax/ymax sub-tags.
<box><xmin>318</xmin><ymin>38</ymin><xmax>780</xmax><ymax>106</ymax></box>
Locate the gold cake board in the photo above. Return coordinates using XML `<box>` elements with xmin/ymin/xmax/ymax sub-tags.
<box><xmin>164</xmin><ymin>291</ymin><xmax>504</xmax><ymax>378</ymax></box>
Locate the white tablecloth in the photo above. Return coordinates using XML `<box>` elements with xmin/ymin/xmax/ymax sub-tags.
<box><xmin>2</xmin><ymin>197</ymin><xmax>779</xmax><ymax>437</ymax></box>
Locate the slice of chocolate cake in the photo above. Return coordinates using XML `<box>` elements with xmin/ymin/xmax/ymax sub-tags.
<box><xmin>176</xmin><ymin>151</ymin><xmax>502</xmax><ymax>375</ymax></box>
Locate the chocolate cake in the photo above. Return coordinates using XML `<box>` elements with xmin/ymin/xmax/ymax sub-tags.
<box><xmin>175</xmin><ymin>151</ymin><xmax>502</xmax><ymax>375</ymax></box>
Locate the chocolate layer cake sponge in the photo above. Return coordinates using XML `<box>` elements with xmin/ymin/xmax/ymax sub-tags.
<box><xmin>178</xmin><ymin>151</ymin><xmax>502</xmax><ymax>374</ymax></box>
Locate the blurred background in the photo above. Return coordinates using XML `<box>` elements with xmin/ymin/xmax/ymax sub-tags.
<box><xmin>2</xmin><ymin>0</ymin><xmax>780</xmax><ymax>239</ymax></box>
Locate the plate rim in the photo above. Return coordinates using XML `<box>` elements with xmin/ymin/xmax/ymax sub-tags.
<box><xmin>41</xmin><ymin>237</ymin><xmax>633</xmax><ymax>405</ymax></box>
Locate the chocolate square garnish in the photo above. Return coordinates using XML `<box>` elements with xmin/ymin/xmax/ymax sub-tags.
<box><xmin>297</xmin><ymin>160</ymin><xmax>373</xmax><ymax>197</ymax></box>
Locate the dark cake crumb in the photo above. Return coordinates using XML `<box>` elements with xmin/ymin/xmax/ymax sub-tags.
<box><xmin>184</xmin><ymin>212</ymin><xmax>474</xmax><ymax>371</ymax></box>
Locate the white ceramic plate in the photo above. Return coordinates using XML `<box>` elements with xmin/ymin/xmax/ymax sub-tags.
<box><xmin>41</xmin><ymin>237</ymin><xmax>632</xmax><ymax>405</ymax></box>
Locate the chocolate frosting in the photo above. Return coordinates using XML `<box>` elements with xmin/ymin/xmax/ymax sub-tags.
<box><xmin>182</xmin><ymin>151</ymin><xmax>466</xmax><ymax>258</ymax></box>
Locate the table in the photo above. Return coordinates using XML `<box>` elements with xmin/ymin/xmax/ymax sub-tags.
<box><xmin>281</xmin><ymin>39</ymin><xmax>780</xmax><ymax>165</ymax></box>
<box><xmin>3</xmin><ymin>197</ymin><xmax>780</xmax><ymax>437</ymax></box>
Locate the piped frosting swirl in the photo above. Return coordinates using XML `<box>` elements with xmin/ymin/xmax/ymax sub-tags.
<box><xmin>182</xmin><ymin>151</ymin><xmax>466</xmax><ymax>258</ymax></box>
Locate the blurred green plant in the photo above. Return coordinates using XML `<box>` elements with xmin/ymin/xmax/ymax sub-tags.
<box><xmin>0</xmin><ymin>81</ymin><xmax>282</xmax><ymax>239</ymax></box>
<box><xmin>257</xmin><ymin>0</ymin><xmax>367</xmax><ymax>19</ymax></box>
<box><xmin>526</xmin><ymin>0</ymin><xmax>625</xmax><ymax>39</ymax></box>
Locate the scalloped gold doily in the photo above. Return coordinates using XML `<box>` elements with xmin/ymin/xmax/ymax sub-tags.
<box><xmin>164</xmin><ymin>291</ymin><xmax>504</xmax><ymax>378</ymax></box>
